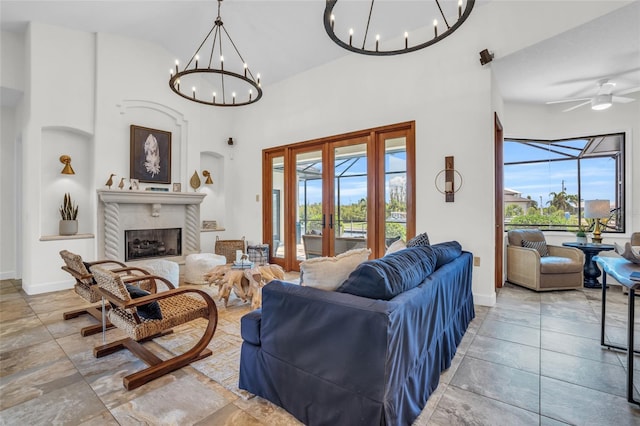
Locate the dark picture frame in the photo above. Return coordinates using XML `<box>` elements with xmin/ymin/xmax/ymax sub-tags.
<box><xmin>130</xmin><ymin>125</ymin><xmax>171</xmax><ymax>184</ymax></box>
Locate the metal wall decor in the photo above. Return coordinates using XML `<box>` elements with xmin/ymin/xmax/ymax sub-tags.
<box><xmin>435</xmin><ymin>156</ymin><xmax>462</xmax><ymax>202</ymax></box>
<box><xmin>324</xmin><ymin>0</ymin><xmax>475</xmax><ymax>56</ymax></box>
<box><xmin>169</xmin><ymin>0</ymin><xmax>262</xmax><ymax>106</ymax></box>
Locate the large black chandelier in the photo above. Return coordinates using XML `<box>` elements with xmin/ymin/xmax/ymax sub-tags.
<box><xmin>324</xmin><ymin>0</ymin><xmax>475</xmax><ymax>56</ymax></box>
<box><xmin>169</xmin><ymin>0</ymin><xmax>262</xmax><ymax>107</ymax></box>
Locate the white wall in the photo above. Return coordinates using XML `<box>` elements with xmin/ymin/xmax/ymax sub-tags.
<box><xmin>0</xmin><ymin>107</ymin><xmax>17</xmax><ymax>279</ymax></box>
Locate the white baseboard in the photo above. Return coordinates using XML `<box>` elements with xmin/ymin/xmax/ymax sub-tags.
<box><xmin>473</xmin><ymin>291</ymin><xmax>497</xmax><ymax>307</ymax></box>
<box><xmin>22</xmin><ymin>279</ymin><xmax>73</xmax><ymax>295</ymax></box>
<box><xmin>0</xmin><ymin>271</ymin><xmax>16</xmax><ymax>280</ymax></box>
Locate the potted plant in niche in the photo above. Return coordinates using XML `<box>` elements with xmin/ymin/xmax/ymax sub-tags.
<box><xmin>59</xmin><ymin>193</ymin><xmax>78</xmax><ymax>235</ymax></box>
<box><xmin>576</xmin><ymin>225</ymin><xmax>588</xmax><ymax>245</ymax></box>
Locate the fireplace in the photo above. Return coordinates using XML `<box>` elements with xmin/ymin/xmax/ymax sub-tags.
<box><xmin>125</xmin><ymin>228</ymin><xmax>182</xmax><ymax>261</ymax></box>
<box><xmin>97</xmin><ymin>190</ymin><xmax>205</xmax><ymax>262</ymax></box>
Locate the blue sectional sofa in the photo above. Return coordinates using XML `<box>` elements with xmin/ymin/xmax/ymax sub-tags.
<box><xmin>239</xmin><ymin>243</ymin><xmax>474</xmax><ymax>426</ymax></box>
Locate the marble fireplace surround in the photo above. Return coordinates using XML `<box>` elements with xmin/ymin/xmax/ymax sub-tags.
<box><xmin>97</xmin><ymin>189</ymin><xmax>206</xmax><ymax>262</ymax></box>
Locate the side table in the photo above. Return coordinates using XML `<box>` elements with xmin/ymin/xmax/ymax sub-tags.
<box><xmin>562</xmin><ymin>242</ymin><xmax>616</xmax><ymax>288</ymax></box>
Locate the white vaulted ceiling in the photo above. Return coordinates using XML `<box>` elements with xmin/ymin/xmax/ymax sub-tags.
<box><xmin>1</xmin><ymin>1</ymin><xmax>639</xmax><ymax>107</ymax></box>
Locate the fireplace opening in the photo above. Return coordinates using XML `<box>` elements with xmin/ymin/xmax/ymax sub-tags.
<box><xmin>125</xmin><ymin>228</ymin><xmax>181</xmax><ymax>261</ymax></box>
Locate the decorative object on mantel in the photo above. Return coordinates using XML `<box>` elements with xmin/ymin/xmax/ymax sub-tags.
<box><xmin>203</xmin><ymin>220</ymin><xmax>218</xmax><ymax>230</ymax></box>
<box><xmin>168</xmin><ymin>0</ymin><xmax>263</xmax><ymax>107</ymax></box>
<box><xmin>59</xmin><ymin>192</ymin><xmax>78</xmax><ymax>235</ymax></box>
<box><xmin>130</xmin><ymin>125</ymin><xmax>172</xmax><ymax>184</ymax></box>
<box><xmin>203</xmin><ymin>170</ymin><xmax>214</xmax><ymax>185</ymax></box>
<box><xmin>434</xmin><ymin>156</ymin><xmax>462</xmax><ymax>202</ymax></box>
<box><xmin>130</xmin><ymin>178</ymin><xmax>140</xmax><ymax>190</ymax></box>
<box><xmin>145</xmin><ymin>187</ymin><xmax>169</xmax><ymax>192</ymax></box>
<box><xmin>118</xmin><ymin>177</ymin><xmax>125</xmax><ymax>190</ymax></box>
<box><xmin>59</xmin><ymin>155</ymin><xmax>75</xmax><ymax>175</ymax></box>
<box><xmin>105</xmin><ymin>173</ymin><xmax>115</xmax><ymax>188</ymax></box>
<box><xmin>172</xmin><ymin>183</ymin><xmax>182</xmax><ymax>192</ymax></box>
<box><xmin>323</xmin><ymin>0</ymin><xmax>475</xmax><ymax>56</ymax></box>
<box><xmin>584</xmin><ymin>199</ymin><xmax>610</xmax><ymax>244</ymax></box>
<box><xmin>190</xmin><ymin>170</ymin><xmax>202</xmax><ymax>192</ymax></box>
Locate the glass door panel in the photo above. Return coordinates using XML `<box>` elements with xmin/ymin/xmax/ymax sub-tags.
<box><xmin>296</xmin><ymin>149</ymin><xmax>323</xmax><ymax>261</ymax></box>
<box><xmin>333</xmin><ymin>143</ymin><xmax>368</xmax><ymax>255</ymax></box>
<box><xmin>271</xmin><ymin>155</ymin><xmax>284</xmax><ymax>259</ymax></box>
<box><xmin>384</xmin><ymin>137</ymin><xmax>407</xmax><ymax>248</ymax></box>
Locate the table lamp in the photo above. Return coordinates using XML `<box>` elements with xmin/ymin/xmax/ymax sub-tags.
<box><xmin>584</xmin><ymin>199</ymin><xmax>610</xmax><ymax>244</ymax></box>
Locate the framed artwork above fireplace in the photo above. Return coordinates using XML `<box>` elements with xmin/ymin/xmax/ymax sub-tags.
<box><xmin>130</xmin><ymin>125</ymin><xmax>171</xmax><ymax>184</ymax></box>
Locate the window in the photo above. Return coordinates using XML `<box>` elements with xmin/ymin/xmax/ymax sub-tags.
<box><xmin>503</xmin><ymin>133</ymin><xmax>625</xmax><ymax>234</ymax></box>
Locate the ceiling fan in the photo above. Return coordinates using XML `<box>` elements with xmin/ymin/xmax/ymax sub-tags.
<box><xmin>546</xmin><ymin>79</ymin><xmax>640</xmax><ymax>112</ymax></box>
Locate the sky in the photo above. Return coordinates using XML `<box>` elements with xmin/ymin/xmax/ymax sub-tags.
<box><xmin>504</xmin><ymin>139</ymin><xmax>617</xmax><ymax>209</ymax></box>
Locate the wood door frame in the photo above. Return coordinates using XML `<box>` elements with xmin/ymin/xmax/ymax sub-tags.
<box><xmin>494</xmin><ymin>112</ymin><xmax>504</xmax><ymax>289</ymax></box>
<box><xmin>263</xmin><ymin>121</ymin><xmax>416</xmax><ymax>269</ymax></box>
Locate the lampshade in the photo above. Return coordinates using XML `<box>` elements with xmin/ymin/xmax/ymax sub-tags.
<box><xmin>59</xmin><ymin>155</ymin><xmax>75</xmax><ymax>175</ymax></box>
<box><xmin>584</xmin><ymin>199</ymin><xmax>610</xmax><ymax>218</ymax></box>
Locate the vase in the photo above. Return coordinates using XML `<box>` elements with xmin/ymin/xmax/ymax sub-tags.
<box><xmin>59</xmin><ymin>220</ymin><xmax>78</xmax><ymax>236</ymax></box>
<box><xmin>576</xmin><ymin>236</ymin><xmax>587</xmax><ymax>245</ymax></box>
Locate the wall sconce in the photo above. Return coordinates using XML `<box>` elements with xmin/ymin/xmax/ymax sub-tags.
<box><xmin>202</xmin><ymin>170</ymin><xmax>214</xmax><ymax>185</ymax></box>
<box><xmin>434</xmin><ymin>156</ymin><xmax>462</xmax><ymax>202</ymax></box>
<box><xmin>584</xmin><ymin>199</ymin><xmax>610</xmax><ymax>244</ymax></box>
<box><xmin>59</xmin><ymin>155</ymin><xmax>75</xmax><ymax>175</ymax></box>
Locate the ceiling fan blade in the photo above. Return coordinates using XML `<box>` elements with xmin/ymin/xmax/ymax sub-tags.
<box><xmin>617</xmin><ymin>86</ymin><xmax>640</xmax><ymax>96</ymax></box>
<box><xmin>562</xmin><ymin>101</ymin><xmax>591</xmax><ymax>112</ymax></box>
<box><xmin>546</xmin><ymin>98</ymin><xmax>590</xmax><ymax>105</ymax></box>
<box><xmin>612</xmin><ymin>95</ymin><xmax>636</xmax><ymax>104</ymax></box>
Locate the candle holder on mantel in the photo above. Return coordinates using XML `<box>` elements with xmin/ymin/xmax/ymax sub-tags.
<box><xmin>434</xmin><ymin>156</ymin><xmax>462</xmax><ymax>202</ymax></box>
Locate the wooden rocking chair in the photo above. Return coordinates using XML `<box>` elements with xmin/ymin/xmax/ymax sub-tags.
<box><xmin>59</xmin><ymin>250</ymin><xmax>152</xmax><ymax>336</ymax></box>
<box><xmin>91</xmin><ymin>266</ymin><xmax>218</xmax><ymax>390</ymax></box>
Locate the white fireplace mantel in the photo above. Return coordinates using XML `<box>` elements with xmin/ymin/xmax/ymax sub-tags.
<box><xmin>97</xmin><ymin>189</ymin><xmax>206</xmax><ymax>261</ymax></box>
<box><xmin>98</xmin><ymin>189</ymin><xmax>205</xmax><ymax>205</ymax></box>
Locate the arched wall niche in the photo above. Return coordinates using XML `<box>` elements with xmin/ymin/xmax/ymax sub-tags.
<box><xmin>117</xmin><ymin>99</ymin><xmax>189</xmax><ymax>187</ymax></box>
<box><xmin>199</xmin><ymin>151</ymin><xmax>225</xmax><ymax>228</ymax></box>
<box><xmin>41</xmin><ymin>126</ymin><xmax>93</xmax><ymax>236</ymax></box>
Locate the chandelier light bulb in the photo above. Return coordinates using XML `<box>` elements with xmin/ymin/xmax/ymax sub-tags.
<box><xmin>232</xmin><ymin>92</ymin><xmax>236</xmax><ymax>104</ymax></box>
<box><xmin>349</xmin><ymin>28</ymin><xmax>354</xmax><ymax>46</ymax></box>
<box><xmin>195</xmin><ymin>54</ymin><xmax>199</xmax><ymax>68</ymax></box>
<box><xmin>433</xmin><ymin>19</ymin><xmax>438</xmax><ymax>37</ymax></box>
<box><xmin>330</xmin><ymin>14</ymin><xmax>335</xmax><ymax>30</ymax></box>
<box><xmin>376</xmin><ymin>34</ymin><xmax>380</xmax><ymax>51</ymax></box>
<box><xmin>404</xmin><ymin>31</ymin><xmax>408</xmax><ymax>48</ymax></box>
<box><xmin>458</xmin><ymin>0</ymin><xmax>463</xmax><ymax>17</ymax></box>
<box><xmin>175</xmin><ymin>59</ymin><xmax>179</xmax><ymax>73</ymax></box>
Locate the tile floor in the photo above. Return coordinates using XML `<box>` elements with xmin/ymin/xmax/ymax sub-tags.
<box><xmin>1</xmin><ymin>278</ymin><xmax>640</xmax><ymax>425</ymax></box>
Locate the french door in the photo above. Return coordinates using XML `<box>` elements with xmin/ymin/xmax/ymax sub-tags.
<box><xmin>263</xmin><ymin>122</ymin><xmax>415</xmax><ymax>270</ymax></box>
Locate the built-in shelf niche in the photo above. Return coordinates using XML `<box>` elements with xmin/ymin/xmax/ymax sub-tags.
<box><xmin>41</xmin><ymin>126</ymin><xmax>93</xmax><ymax>237</ymax></box>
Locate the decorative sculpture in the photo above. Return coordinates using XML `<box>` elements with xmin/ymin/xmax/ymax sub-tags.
<box><xmin>105</xmin><ymin>173</ymin><xmax>115</xmax><ymax>188</ymax></box>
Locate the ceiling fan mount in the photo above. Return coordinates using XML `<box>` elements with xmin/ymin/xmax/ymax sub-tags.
<box><xmin>546</xmin><ymin>78</ymin><xmax>639</xmax><ymax>112</ymax></box>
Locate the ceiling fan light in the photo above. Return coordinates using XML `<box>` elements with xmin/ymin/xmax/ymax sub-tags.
<box><xmin>591</xmin><ymin>94</ymin><xmax>612</xmax><ymax>110</ymax></box>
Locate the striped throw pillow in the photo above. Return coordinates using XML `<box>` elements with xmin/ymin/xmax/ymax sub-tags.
<box><xmin>522</xmin><ymin>239</ymin><xmax>550</xmax><ymax>257</ymax></box>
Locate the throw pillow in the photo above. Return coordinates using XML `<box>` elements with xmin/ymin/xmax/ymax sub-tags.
<box><xmin>300</xmin><ymin>248</ymin><xmax>371</xmax><ymax>291</ymax></box>
<box><xmin>385</xmin><ymin>239</ymin><xmax>406</xmax><ymax>255</ymax></box>
<box><xmin>125</xmin><ymin>284</ymin><xmax>163</xmax><ymax>320</ymax></box>
<box><xmin>407</xmin><ymin>232</ymin><xmax>430</xmax><ymax>247</ymax></box>
<box><xmin>521</xmin><ymin>239</ymin><xmax>550</xmax><ymax>257</ymax></box>
<box><xmin>337</xmin><ymin>246</ymin><xmax>437</xmax><ymax>300</ymax></box>
<box><xmin>431</xmin><ymin>241</ymin><xmax>463</xmax><ymax>268</ymax></box>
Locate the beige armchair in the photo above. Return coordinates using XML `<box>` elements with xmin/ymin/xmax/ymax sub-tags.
<box><xmin>506</xmin><ymin>229</ymin><xmax>584</xmax><ymax>291</ymax></box>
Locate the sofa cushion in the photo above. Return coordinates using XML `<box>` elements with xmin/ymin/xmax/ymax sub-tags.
<box><xmin>406</xmin><ymin>232</ymin><xmax>430</xmax><ymax>247</ymax></box>
<box><xmin>522</xmin><ymin>239</ymin><xmax>550</xmax><ymax>257</ymax></box>
<box><xmin>385</xmin><ymin>239</ymin><xmax>406</xmax><ymax>255</ymax></box>
<box><xmin>337</xmin><ymin>246</ymin><xmax>437</xmax><ymax>300</ymax></box>
<box><xmin>431</xmin><ymin>241</ymin><xmax>463</xmax><ymax>268</ymax></box>
<box><xmin>300</xmin><ymin>248</ymin><xmax>371</xmax><ymax>291</ymax></box>
<box><xmin>125</xmin><ymin>284</ymin><xmax>163</xmax><ymax>320</ymax></box>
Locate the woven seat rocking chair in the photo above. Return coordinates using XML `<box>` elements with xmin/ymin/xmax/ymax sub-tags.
<box><xmin>59</xmin><ymin>250</ymin><xmax>152</xmax><ymax>336</ymax></box>
<box><xmin>91</xmin><ymin>266</ymin><xmax>218</xmax><ymax>390</ymax></box>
